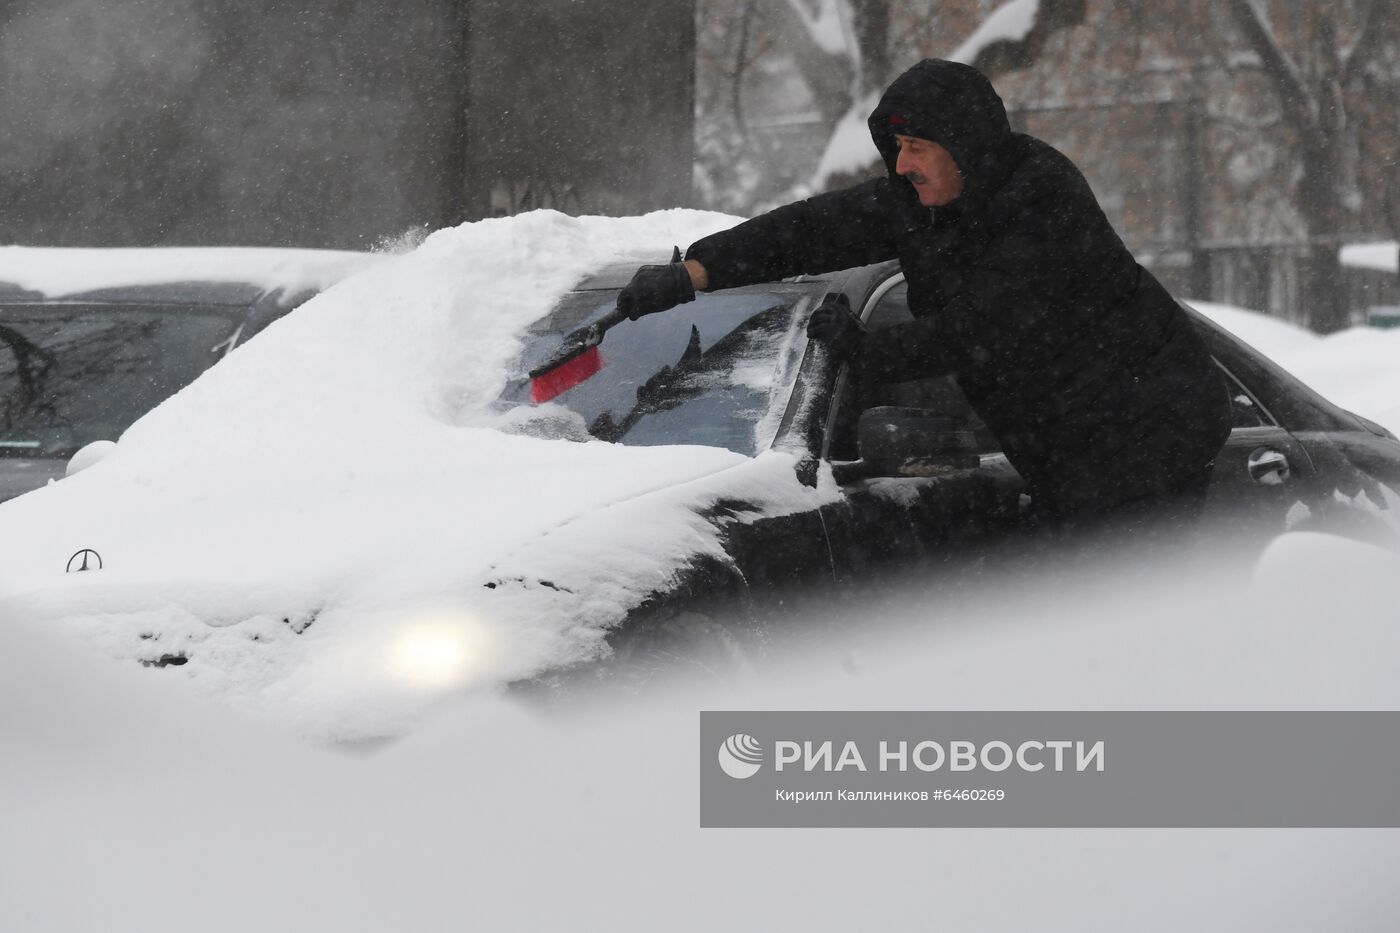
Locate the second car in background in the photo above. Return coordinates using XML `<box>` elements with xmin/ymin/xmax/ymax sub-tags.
<box><xmin>0</xmin><ymin>247</ymin><xmax>381</xmax><ymax>502</ymax></box>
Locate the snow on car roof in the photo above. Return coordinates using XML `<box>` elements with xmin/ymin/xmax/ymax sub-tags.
<box><xmin>0</xmin><ymin>245</ymin><xmax>386</xmax><ymax>303</ymax></box>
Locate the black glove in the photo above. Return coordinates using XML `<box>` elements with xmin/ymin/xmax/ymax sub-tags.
<box><xmin>617</xmin><ymin>247</ymin><xmax>696</xmax><ymax>321</ymax></box>
<box><xmin>806</xmin><ymin>294</ymin><xmax>866</xmax><ymax>364</ymax></box>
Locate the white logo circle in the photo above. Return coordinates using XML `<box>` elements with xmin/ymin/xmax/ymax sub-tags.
<box><xmin>718</xmin><ymin>733</ymin><xmax>763</xmax><ymax>779</ymax></box>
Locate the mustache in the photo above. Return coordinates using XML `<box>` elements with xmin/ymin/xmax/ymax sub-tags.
<box><xmin>902</xmin><ymin>171</ymin><xmax>929</xmax><ymax>185</ymax></box>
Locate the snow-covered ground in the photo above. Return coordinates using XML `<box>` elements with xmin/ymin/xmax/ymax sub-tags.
<box><xmin>7</xmin><ymin>531</ymin><xmax>1400</xmax><ymax>932</ymax></box>
<box><xmin>6</xmin><ymin>214</ymin><xmax>1400</xmax><ymax>931</ymax></box>
<box><xmin>1190</xmin><ymin>298</ymin><xmax>1400</xmax><ymax>434</ymax></box>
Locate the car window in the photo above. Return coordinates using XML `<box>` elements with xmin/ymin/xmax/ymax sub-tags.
<box><xmin>1215</xmin><ymin>361</ymin><xmax>1274</xmax><ymax>428</ymax></box>
<box><xmin>497</xmin><ymin>284</ymin><xmax>819</xmax><ymax>455</ymax></box>
<box><xmin>1191</xmin><ymin>322</ymin><xmax>1278</xmax><ymax>429</ymax></box>
<box><xmin>823</xmin><ymin>283</ymin><xmax>1280</xmax><ymax>462</ymax></box>
<box><xmin>831</xmin><ymin>279</ymin><xmax>999</xmax><ymax>457</ymax></box>
<box><xmin>0</xmin><ymin>305</ymin><xmax>241</xmax><ymax>458</ymax></box>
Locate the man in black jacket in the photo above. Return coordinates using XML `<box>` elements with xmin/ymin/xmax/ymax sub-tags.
<box><xmin>618</xmin><ymin>59</ymin><xmax>1232</xmax><ymax>532</ymax></box>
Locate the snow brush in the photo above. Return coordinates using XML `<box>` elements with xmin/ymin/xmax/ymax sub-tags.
<box><xmin>527</xmin><ymin>305</ymin><xmax>625</xmax><ymax>403</ymax></box>
<box><xmin>529</xmin><ymin>246</ymin><xmax>684</xmax><ymax>403</ymax></box>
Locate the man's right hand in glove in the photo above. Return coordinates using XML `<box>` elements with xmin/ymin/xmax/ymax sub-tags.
<box><xmin>806</xmin><ymin>294</ymin><xmax>866</xmax><ymax>364</ymax></box>
<box><xmin>616</xmin><ymin>248</ymin><xmax>702</xmax><ymax>321</ymax></box>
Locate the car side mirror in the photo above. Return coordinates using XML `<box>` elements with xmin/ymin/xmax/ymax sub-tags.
<box><xmin>857</xmin><ymin>406</ymin><xmax>979</xmax><ymax>477</ymax></box>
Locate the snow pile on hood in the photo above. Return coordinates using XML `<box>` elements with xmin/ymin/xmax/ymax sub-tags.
<box><xmin>0</xmin><ymin>246</ymin><xmax>384</xmax><ymax>298</ymax></box>
<box><xmin>0</xmin><ymin>210</ymin><xmax>848</xmax><ymax>739</ymax></box>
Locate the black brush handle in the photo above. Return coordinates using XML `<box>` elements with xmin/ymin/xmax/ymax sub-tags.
<box><xmin>528</xmin><ymin>306</ymin><xmax>627</xmax><ymax>379</ymax></box>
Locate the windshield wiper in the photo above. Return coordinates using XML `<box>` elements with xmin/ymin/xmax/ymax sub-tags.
<box><xmin>589</xmin><ymin>325</ymin><xmax>708</xmax><ymax>442</ymax></box>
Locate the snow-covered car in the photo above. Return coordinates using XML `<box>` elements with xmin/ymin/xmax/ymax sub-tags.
<box><xmin>499</xmin><ymin>260</ymin><xmax>1400</xmax><ymax>672</ymax></box>
<box><xmin>0</xmin><ymin>247</ymin><xmax>381</xmax><ymax>502</ymax></box>
<box><xmin>0</xmin><ymin>213</ymin><xmax>1396</xmax><ymax>732</ymax></box>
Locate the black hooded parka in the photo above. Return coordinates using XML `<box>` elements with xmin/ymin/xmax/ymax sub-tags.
<box><xmin>686</xmin><ymin>59</ymin><xmax>1232</xmax><ymax>517</ymax></box>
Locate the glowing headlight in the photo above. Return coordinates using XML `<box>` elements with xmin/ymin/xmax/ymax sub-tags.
<box><xmin>388</xmin><ymin>612</ymin><xmax>487</xmax><ymax>689</ymax></box>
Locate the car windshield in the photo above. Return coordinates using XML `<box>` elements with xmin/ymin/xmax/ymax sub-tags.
<box><xmin>0</xmin><ymin>305</ymin><xmax>242</xmax><ymax>459</ymax></box>
<box><xmin>496</xmin><ymin>283</ymin><xmax>823</xmax><ymax>455</ymax></box>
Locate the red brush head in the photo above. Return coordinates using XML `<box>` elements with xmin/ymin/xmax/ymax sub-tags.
<box><xmin>530</xmin><ymin>346</ymin><xmax>602</xmax><ymax>403</ymax></box>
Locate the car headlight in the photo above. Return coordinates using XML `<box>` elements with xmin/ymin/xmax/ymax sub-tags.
<box><xmin>388</xmin><ymin>611</ymin><xmax>489</xmax><ymax>689</ymax></box>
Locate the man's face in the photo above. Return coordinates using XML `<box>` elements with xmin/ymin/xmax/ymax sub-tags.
<box><xmin>894</xmin><ymin>135</ymin><xmax>964</xmax><ymax>207</ymax></box>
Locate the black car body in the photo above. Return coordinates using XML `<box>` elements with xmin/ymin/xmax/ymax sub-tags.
<box><xmin>501</xmin><ymin>259</ymin><xmax>1400</xmax><ymax>677</ymax></box>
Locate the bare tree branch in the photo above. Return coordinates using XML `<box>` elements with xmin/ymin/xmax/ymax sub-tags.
<box><xmin>967</xmin><ymin>0</ymin><xmax>1087</xmax><ymax>80</ymax></box>
<box><xmin>1224</xmin><ymin>0</ymin><xmax>1323</xmax><ymax>144</ymax></box>
<box><xmin>769</xmin><ymin>0</ymin><xmax>855</xmax><ymax>124</ymax></box>
<box><xmin>852</xmin><ymin>0</ymin><xmax>890</xmax><ymax>91</ymax></box>
<box><xmin>1341</xmin><ymin>0</ymin><xmax>1389</xmax><ymax>87</ymax></box>
<box><xmin>731</xmin><ymin>0</ymin><xmax>756</xmax><ymax>142</ymax></box>
<box><xmin>1203</xmin><ymin>111</ymin><xmax>1283</xmax><ymax>133</ymax></box>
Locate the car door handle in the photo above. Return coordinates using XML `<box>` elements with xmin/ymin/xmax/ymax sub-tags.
<box><xmin>1247</xmin><ymin>447</ymin><xmax>1291</xmax><ymax>485</ymax></box>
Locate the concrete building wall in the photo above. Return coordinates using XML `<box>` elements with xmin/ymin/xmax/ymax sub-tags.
<box><xmin>0</xmin><ymin>0</ymin><xmax>469</xmax><ymax>248</ymax></box>
<box><xmin>0</xmin><ymin>0</ymin><xmax>695</xmax><ymax>248</ymax></box>
<box><xmin>463</xmin><ymin>0</ymin><xmax>695</xmax><ymax>218</ymax></box>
